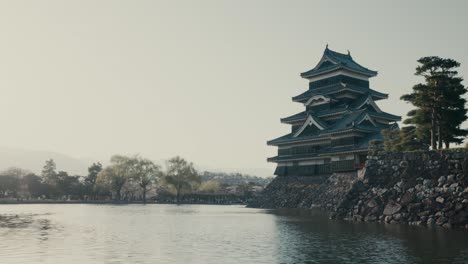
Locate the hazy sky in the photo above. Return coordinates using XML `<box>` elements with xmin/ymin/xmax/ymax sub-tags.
<box><xmin>0</xmin><ymin>0</ymin><xmax>466</xmax><ymax>173</ymax></box>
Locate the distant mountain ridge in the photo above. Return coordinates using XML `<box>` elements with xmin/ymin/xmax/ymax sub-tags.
<box><xmin>0</xmin><ymin>146</ymin><xmax>274</xmax><ymax>178</ymax></box>
<box><xmin>0</xmin><ymin>146</ymin><xmax>94</xmax><ymax>175</ymax></box>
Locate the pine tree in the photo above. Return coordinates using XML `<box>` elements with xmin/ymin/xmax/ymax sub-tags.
<box><xmin>439</xmin><ymin>76</ymin><xmax>468</xmax><ymax>147</ymax></box>
<box><xmin>382</xmin><ymin>126</ymin><xmax>427</xmax><ymax>151</ymax></box>
<box><xmin>396</xmin><ymin>126</ymin><xmax>428</xmax><ymax>151</ymax></box>
<box><xmin>381</xmin><ymin>128</ymin><xmax>401</xmax><ymax>151</ymax></box>
<box><xmin>41</xmin><ymin>159</ymin><xmax>58</xmax><ymax>185</ymax></box>
<box><xmin>401</xmin><ymin>56</ymin><xmax>467</xmax><ymax>149</ymax></box>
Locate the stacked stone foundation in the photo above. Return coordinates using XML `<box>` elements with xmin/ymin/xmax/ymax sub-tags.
<box><xmin>249</xmin><ymin>149</ymin><xmax>468</xmax><ymax>228</ymax></box>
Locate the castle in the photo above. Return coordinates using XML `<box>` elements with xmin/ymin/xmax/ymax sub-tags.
<box><xmin>267</xmin><ymin>46</ymin><xmax>400</xmax><ymax>176</ymax></box>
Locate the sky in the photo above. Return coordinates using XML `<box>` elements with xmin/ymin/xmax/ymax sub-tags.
<box><xmin>0</xmin><ymin>0</ymin><xmax>466</xmax><ymax>175</ymax></box>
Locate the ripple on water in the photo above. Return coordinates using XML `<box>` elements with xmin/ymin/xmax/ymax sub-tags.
<box><xmin>0</xmin><ymin>205</ymin><xmax>467</xmax><ymax>264</ymax></box>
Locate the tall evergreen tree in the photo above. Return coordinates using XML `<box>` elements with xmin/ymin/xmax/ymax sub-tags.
<box><xmin>41</xmin><ymin>159</ymin><xmax>58</xmax><ymax>185</ymax></box>
<box><xmin>401</xmin><ymin>56</ymin><xmax>467</xmax><ymax>149</ymax></box>
<box><xmin>85</xmin><ymin>162</ymin><xmax>102</xmax><ymax>199</ymax></box>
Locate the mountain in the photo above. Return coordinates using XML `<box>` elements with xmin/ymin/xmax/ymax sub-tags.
<box><xmin>0</xmin><ymin>146</ymin><xmax>95</xmax><ymax>175</ymax></box>
<box><xmin>0</xmin><ymin>146</ymin><xmax>275</xmax><ymax>178</ymax></box>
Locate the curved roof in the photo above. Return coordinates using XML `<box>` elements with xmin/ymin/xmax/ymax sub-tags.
<box><xmin>267</xmin><ymin>125</ymin><xmax>380</xmax><ymax>146</ymax></box>
<box><xmin>269</xmin><ymin>109</ymin><xmax>388</xmax><ymax>146</ymax></box>
<box><xmin>292</xmin><ymin>83</ymin><xmax>388</xmax><ymax>102</ymax></box>
<box><xmin>281</xmin><ymin>105</ymin><xmax>349</xmax><ymax>124</ymax></box>
<box><xmin>280</xmin><ymin>98</ymin><xmax>400</xmax><ymax>125</ymax></box>
<box><xmin>301</xmin><ymin>47</ymin><xmax>377</xmax><ymax>79</ymax></box>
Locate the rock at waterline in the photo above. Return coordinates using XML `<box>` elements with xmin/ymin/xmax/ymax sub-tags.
<box><xmin>383</xmin><ymin>202</ymin><xmax>402</xmax><ymax>216</ymax></box>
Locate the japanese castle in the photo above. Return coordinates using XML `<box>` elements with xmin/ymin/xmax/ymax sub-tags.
<box><xmin>268</xmin><ymin>46</ymin><xmax>400</xmax><ymax>176</ymax></box>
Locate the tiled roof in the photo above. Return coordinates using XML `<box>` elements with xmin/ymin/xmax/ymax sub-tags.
<box><xmin>269</xmin><ymin>107</ymin><xmax>394</xmax><ymax>145</ymax></box>
<box><xmin>281</xmin><ymin>105</ymin><xmax>350</xmax><ymax>123</ymax></box>
<box><xmin>368</xmin><ymin>111</ymin><xmax>401</xmax><ymax>121</ymax></box>
<box><xmin>280</xmin><ymin>111</ymin><xmax>308</xmax><ymax>123</ymax></box>
<box><xmin>281</xmin><ymin>102</ymin><xmax>400</xmax><ymax>127</ymax></box>
<box><xmin>292</xmin><ymin>83</ymin><xmax>387</xmax><ymax>102</ymax></box>
<box><xmin>301</xmin><ymin>48</ymin><xmax>377</xmax><ymax>78</ymax></box>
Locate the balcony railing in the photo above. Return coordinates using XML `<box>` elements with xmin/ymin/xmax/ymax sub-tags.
<box><xmin>274</xmin><ymin>159</ymin><xmax>359</xmax><ymax>176</ymax></box>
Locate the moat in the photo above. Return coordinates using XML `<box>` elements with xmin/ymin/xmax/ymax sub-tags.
<box><xmin>1</xmin><ymin>204</ymin><xmax>467</xmax><ymax>264</ymax></box>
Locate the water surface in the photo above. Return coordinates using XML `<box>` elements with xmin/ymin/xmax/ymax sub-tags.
<box><xmin>0</xmin><ymin>204</ymin><xmax>467</xmax><ymax>263</ymax></box>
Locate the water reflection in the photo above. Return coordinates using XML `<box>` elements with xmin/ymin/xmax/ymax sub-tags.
<box><xmin>269</xmin><ymin>209</ymin><xmax>468</xmax><ymax>263</ymax></box>
<box><xmin>0</xmin><ymin>205</ymin><xmax>467</xmax><ymax>264</ymax></box>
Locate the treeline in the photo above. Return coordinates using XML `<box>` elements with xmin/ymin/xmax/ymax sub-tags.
<box><xmin>0</xmin><ymin>155</ymin><xmax>267</xmax><ymax>203</ymax></box>
<box><xmin>381</xmin><ymin>56</ymin><xmax>467</xmax><ymax>151</ymax></box>
<box><xmin>200</xmin><ymin>171</ymin><xmax>272</xmax><ymax>186</ymax></box>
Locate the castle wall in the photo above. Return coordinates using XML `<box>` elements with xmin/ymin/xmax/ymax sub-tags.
<box><xmin>249</xmin><ymin>149</ymin><xmax>468</xmax><ymax>228</ymax></box>
<box><xmin>334</xmin><ymin>149</ymin><xmax>468</xmax><ymax>228</ymax></box>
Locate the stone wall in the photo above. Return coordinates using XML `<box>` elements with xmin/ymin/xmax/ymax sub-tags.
<box><xmin>249</xmin><ymin>149</ymin><xmax>468</xmax><ymax>228</ymax></box>
<box><xmin>334</xmin><ymin>149</ymin><xmax>468</xmax><ymax>228</ymax></box>
<box><xmin>247</xmin><ymin>172</ymin><xmax>358</xmax><ymax>210</ymax></box>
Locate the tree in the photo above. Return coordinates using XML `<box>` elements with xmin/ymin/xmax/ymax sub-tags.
<box><xmin>85</xmin><ymin>162</ymin><xmax>102</xmax><ymax>199</ymax></box>
<box><xmin>402</xmin><ymin>109</ymin><xmax>432</xmax><ymax>146</ymax></box>
<box><xmin>0</xmin><ymin>167</ymin><xmax>31</xmax><ymax>178</ymax></box>
<box><xmin>55</xmin><ymin>171</ymin><xmax>83</xmax><ymax>199</ymax></box>
<box><xmin>401</xmin><ymin>56</ymin><xmax>467</xmax><ymax>149</ymax></box>
<box><xmin>397</xmin><ymin>126</ymin><xmax>428</xmax><ymax>151</ymax></box>
<box><xmin>198</xmin><ymin>180</ymin><xmax>220</xmax><ymax>193</ymax></box>
<box><xmin>97</xmin><ymin>166</ymin><xmax>123</xmax><ymax>200</ymax></box>
<box><xmin>97</xmin><ymin>155</ymin><xmax>134</xmax><ymax>201</ymax></box>
<box><xmin>381</xmin><ymin>128</ymin><xmax>401</xmax><ymax>151</ymax></box>
<box><xmin>382</xmin><ymin>127</ymin><xmax>428</xmax><ymax>151</ymax></box>
<box><xmin>86</xmin><ymin>162</ymin><xmax>102</xmax><ymax>186</ymax></box>
<box><xmin>163</xmin><ymin>156</ymin><xmax>200</xmax><ymax>203</ymax></box>
<box><xmin>368</xmin><ymin>139</ymin><xmax>384</xmax><ymax>155</ymax></box>
<box><xmin>132</xmin><ymin>157</ymin><xmax>161</xmax><ymax>204</ymax></box>
<box><xmin>22</xmin><ymin>174</ymin><xmax>43</xmax><ymax>198</ymax></box>
<box><xmin>42</xmin><ymin>159</ymin><xmax>58</xmax><ymax>185</ymax></box>
<box><xmin>0</xmin><ymin>167</ymin><xmax>31</xmax><ymax>198</ymax></box>
<box><xmin>0</xmin><ymin>175</ymin><xmax>20</xmax><ymax>198</ymax></box>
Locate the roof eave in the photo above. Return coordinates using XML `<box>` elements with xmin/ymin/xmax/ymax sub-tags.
<box><xmin>292</xmin><ymin>97</ymin><xmax>307</xmax><ymax>103</ymax></box>
<box><xmin>280</xmin><ymin>118</ymin><xmax>306</xmax><ymax>124</ymax></box>
<box><xmin>300</xmin><ymin>65</ymin><xmax>377</xmax><ymax>79</ymax></box>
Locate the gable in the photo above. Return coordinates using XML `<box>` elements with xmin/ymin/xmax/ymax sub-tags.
<box><xmin>298</xmin><ymin>124</ymin><xmax>321</xmax><ymax>136</ymax></box>
<box><xmin>359</xmin><ymin>120</ymin><xmax>375</xmax><ymax>127</ymax></box>
<box><xmin>293</xmin><ymin>115</ymin><xmax>326</xmax><ymax>137</ymax></box>
<box><xmin>304</xmin><ymin>95</ymin><xmax>331</xmax><ymax>107</ymax></box>
<box><xmin>357</xmin><ymin>95</ymin><xmax>382</xmax><ymax>113</ymax></box>
<box><xmin>357</xmin><ymin>114</ymin><xmax>377</xmax><ymax>127</ymax></box>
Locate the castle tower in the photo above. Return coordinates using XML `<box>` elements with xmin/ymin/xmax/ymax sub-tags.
<box><xmin>268</xmin><ymin>47</ymin><xmax>400</xmax><ymax>176</ymax></box>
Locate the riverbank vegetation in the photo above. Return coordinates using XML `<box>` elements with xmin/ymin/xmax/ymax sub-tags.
<box><xmin>0</xmin><ymin>156</ymin><xmax>271</xmax><ymax>204</ymax></box>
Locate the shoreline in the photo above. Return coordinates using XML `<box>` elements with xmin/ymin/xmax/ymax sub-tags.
<box><xmin>0</xmin><ymin>200</ymin><xmax>246</xmax><ymax>206</ymax></box>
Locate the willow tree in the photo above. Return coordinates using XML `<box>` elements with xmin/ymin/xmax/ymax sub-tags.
<box><xmin>163</xmin><ymin>156</ymin><xmax>200</xmax><ymax>203</ymax></box>
<box><xmin>97</xmin><ymin>155</ymin><xmax>134</xmax><ymax>201</ymax></box>
<box><xmin>133</xmin><ymin>157</ymin><xmax>161</xmax><ymax>204</ymax></box>
<box><xmin>401</xmin><ymin>57</ymin><xmax>467</xmax><ymax>149</ymax></box>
